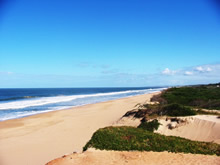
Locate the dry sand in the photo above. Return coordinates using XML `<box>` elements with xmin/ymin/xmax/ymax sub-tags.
<box><xmin>47</xmin><ymin>148</ymin><xmax>220</xmax><ymax>165</ymax></box>
<box><xmin>0</xmin><ymin>93</ymin><xmax>156</xmax><ymax>165</ymax></box>
<box><xmin>156</xmin><ymin>115</ymin><xmax>220</xmax><ymax>144</ymax></box>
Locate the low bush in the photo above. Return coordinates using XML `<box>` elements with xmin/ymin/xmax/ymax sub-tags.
<box><xmin>161</xmin><ymin>103</ymin><xmax>196</xmax><ymax>116</ymax></box>
<box><xmin>83</xmin><ymin>126</ymin><xmax>220</xmax><ymax>156</ymax></box>
<box><xmin>138</xmin><ymin>119</ymin><xmax>160</xmax><ymax>132</ymax></box>
<box><xmin>160</xmin><ymin>85</ymin><xmax>220</xmax><ymax>110</ymax></box>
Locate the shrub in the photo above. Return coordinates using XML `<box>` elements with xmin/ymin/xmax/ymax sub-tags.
<box><xmin>138</xmin><ymin>119</ymin><xmax>160</xmax><ymax>132</ymax></box>
<box><xmin>161</xmin><ymin>86</ymin><xmax>220</xmax><ymax>110</ymax></box>
<box><xmin>161</xmin><ymin>103</ymin><xmax>196</xmax><ymax>116</ymax></box>
<box><xmin>83</xmin><ymin>126</ymin><xmax>220</xmax><ymax>156</ymax></box>
<box><xmin>150</xmin><ymin>93</ymin><xmax>167</xmax><ymax>104</ymax></box>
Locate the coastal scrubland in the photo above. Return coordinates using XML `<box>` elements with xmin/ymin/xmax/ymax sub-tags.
<box><xmin>83</xmin><ymin>126</ymin><xmax>220</xmax><ymax>156</ymax></box>
<box><xmin>83</xmin><ymin>83</ymin><xmax>220</xmax><ymax>157</ymax></box>
<box><xmin>124</xmin><ymin>83</ymin><xmax>220</xmax><ymax>121</ymax></box>
<box><xmin>152</xmin><ymin>83</ymin><xmax>220</xmax><ymax>110</ymax></box>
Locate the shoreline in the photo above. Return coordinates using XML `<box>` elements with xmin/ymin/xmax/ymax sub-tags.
<box><xmin>0</xmin><ymin>92</ymin><xmax>159</xmax><ymax>165</ymax></box>
<box><xmin>0</xmin><ymin>92</ymin><xmax>154</xmax><ymax>123</ymax></box>
<box><xmin>0</xmin><ymin>90</ymin><xmax>163</xmax><ymax>122</ymax></box>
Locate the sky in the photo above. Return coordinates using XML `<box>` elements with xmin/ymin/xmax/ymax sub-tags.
<box><xmin>0</xmin><ymin>0</ymin><xmax>220</xmax><ymax>88</ymax></box>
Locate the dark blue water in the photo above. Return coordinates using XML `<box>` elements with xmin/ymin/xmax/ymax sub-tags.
<box><xmin>0</xmin><ymin>87</ymin><xmax>166</xmax><ymax>121</ymax></box>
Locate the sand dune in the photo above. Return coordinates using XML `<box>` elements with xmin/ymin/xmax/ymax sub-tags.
<box><xmin>156</xmin><ymin>115</ymin><xmax>220</xmax><ymax>144</ymax></box>
<box><xmin>46</xmin><ymin>148</ymin><xmax>220</xmax><ymax>165</ymax></box>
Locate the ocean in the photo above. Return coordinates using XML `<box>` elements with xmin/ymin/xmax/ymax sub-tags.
<box><xmin>0</xmin><ymin>87</ymin><xmax>166</xmax><ymax>121</ymax></box>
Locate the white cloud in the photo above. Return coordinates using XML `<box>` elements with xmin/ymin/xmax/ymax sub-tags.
<box><xmin>206</xmin><ymin>67</ymin><xmax>212</xmax><ymax>72</ymax></box>
<box><xmin>184</xmin><ymin>71</ymin><xmax>193</xmax><ymax>75</ymax></box>
<box><xmin>195</xmin><ymin>66</ymin><xmax>203</xmax><ymax>72</ymax></box>
<box><xmin>195</xmin><ymin>66</ymin><xmax>212</xmax><ymax>72</ymax></box>
<box><xmin>161</xmin><ymin>68</ymin><xmax>176</xmax><ymax>75</ymax></box>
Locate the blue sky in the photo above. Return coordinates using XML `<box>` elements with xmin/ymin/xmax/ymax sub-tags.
<box><xmin>0</xmin><ymin>0</ymin><xmax>220</xmax><ymax>87</ymax></box>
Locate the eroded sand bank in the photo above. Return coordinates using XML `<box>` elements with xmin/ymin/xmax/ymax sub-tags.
<box><xmin>156</xmin><ymin>115</ymin><xmax>220</xmax><ymax>144</ymax></box>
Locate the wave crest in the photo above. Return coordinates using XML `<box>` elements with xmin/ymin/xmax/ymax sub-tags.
<box><xmin>0</xmin><ymin>88</ymin><xmax>165</xmax><ymax>110</ymax></box>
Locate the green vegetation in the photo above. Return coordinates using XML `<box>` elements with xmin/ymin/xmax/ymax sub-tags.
<box><xmin>196</xmin><ymin>109</ymin><xmax>220</xmax><ymax>116</ymax></box>
<box><xmin>138</xmin><ymin>119</ymin><xmax>160</xmax><ymax>132</ymax></box>
<box><xmin>138</xmin><ymin>83</ymin><xmax>220</xmax><ymax>119</ymax></box>
<box><xmin>159</xmin><ymin>83</ymin><xmax>220</xmax><ymax>110</ymax></box>
<box><xmin>161</xmin><ymin>103</ymin><xmax>196</xmax><ymax>116</ymax></box>
<box><xmin>83</xmin><ymin>126</ymin><xmax>220</xmax><ymax>156</ymax></box>
<box><xmin>124</xmin><ymin>103</ymin><xmax>196</xmax><ymax>121</ymax></box>
<box><xmin>124</xmin><ymin>104</ymin><xmax>161</xmax><ymax>119</ymax></box>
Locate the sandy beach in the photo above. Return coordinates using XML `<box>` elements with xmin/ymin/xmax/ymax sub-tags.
<box><xmin>0</xmin><ymin>92</ymin><xmax>156</xmax><ymax>165</ymax></box>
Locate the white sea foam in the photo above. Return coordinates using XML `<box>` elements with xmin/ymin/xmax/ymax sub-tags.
<box><xmin>0</xmin><ymin>110</ymin><xmax>54</xmax><ymax>121</ymax></box>
<box><xmin>0</xmin><ymin>88</ymin><xmax>166</xmax><ymax>110</ymax></box>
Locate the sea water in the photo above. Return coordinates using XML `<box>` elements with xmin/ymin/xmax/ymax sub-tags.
<box><xmin>0</xmin><ymin>87</ymin><xmax>166</xmax><ymax>121</ymax></box>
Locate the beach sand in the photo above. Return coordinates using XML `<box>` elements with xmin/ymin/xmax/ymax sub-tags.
<box><xmin>0</xmin><ymin>92</ymin><xmax>156</xmax><ymax>165</ymax></box>
<box><xmin>46</xmin><ymin>148</ymin><xmax>220</xmax><ymax>165</ymax></box>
